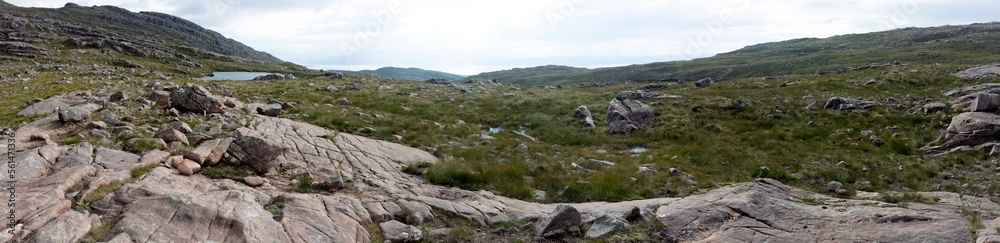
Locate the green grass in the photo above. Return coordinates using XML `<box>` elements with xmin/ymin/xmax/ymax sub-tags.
<box><xmin>365</xmin><ymin>222</ymin><xmax>385</xmax><ymax>243</ymax></box>
<box><xmin>80</xmin><ymin>218</ymin><xmax>118</xmax><ymax>243</ymax></box>
<box><xmin>289</xmin><ymin>176</ymin><xmax>315</xmax><ymax>193</ymax></box>
<box><xmin>201</xmin><ymin>165</ymin><xmax>254</xmax><ymax>181</ymax></box>
<box><xmin>880</xmin><ymin>192</ymin><xmax>940</xmax><ymax>204</ymax></box>
<box><xmin>130</xmin><ymin>163</ymin><xmax>160</xmax><ymax>178</ymax></box>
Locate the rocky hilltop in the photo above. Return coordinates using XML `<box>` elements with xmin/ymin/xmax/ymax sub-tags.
<box><xmin>0</xmin><ymin>1</ymin><xmax>302</xmax><ymax>76</ymax></box>
<box><xmin>1</xmin><ymin>2</ymin><xmax>1000</xmax><ymax>243</ymax></box>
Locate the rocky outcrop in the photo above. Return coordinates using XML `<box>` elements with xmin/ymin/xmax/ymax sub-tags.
<box><xmin>923</xmin><ymin>112</ymin><xmax>1000</xmax><ymax>153</ymax></box>
<box><xmin>535</xmin><ymin>205</ymin><xmax>583</xmax><ymax>238</ymax></box>
<box><xmin>654</xmin><ymin>178</ymin><xmax>975</xmax><ymax>242</ymax></box>
<box><xmin>170</xmin><ymin>83</ymin><xmax>225</xmax><ymax>114</ymax></box>
<box><xmin>585</xmin><ymin>214</ymin><xmax>629</xmax><ymax>238</ymax></box>
<box><xmin>607</xmin><ymin>97</ymin><xmax>654</xmax><ymax>134</ymax></box>
<box><xmin>956</xmin><ymin>63</ymin><xmax>1000</xmax><ymax>79</ymax></box>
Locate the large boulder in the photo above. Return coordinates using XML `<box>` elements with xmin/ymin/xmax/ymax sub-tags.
<box><xmin>607</xmin><ymin>97</ymin><xmax>654</xmax><ymax>134</ymax></box>
<box><xmin>256</xmin><ymin>103</ymin><xmax>283</xmax><ymax>117</ymax></box>
<box><xmin>970</xmin><ymin>93</ymin><xmax>1000</xmax><ymax>112</ymax></box>
<box><xmin>923</xmin><ymin>112</ymin><xmax>1000</xmax><ymax>153</ymax></box>
<box><xmin>534</xmin><ymin>205</ymin><xmax>582</xmax><ymax>238</ymax></box>
<box><xmin>227</xmin><ymin>128</ymin><xmax>285</xmax><ymax>174</ymax></box>
<box><xmin>170</xmin><ymin>83</ymin><xmax>225</xmax><ymax>114</ymax></box>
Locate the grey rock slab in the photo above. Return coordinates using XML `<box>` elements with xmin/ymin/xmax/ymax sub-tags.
<box><xmin>26</xmin><ymin>210</ymin><xmax>93</xmax><ymax>243</ymax></box>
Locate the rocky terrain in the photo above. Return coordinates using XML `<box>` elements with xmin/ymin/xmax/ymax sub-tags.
<box><xmin>2</xmin><ymin>2</ymin><xmax>1000</xmax><ymax>243</ymax></box>
<box><xmin>4</xmin><ymin>83</ymin><xmax>1000</xmax><ymax>242</ymax></box>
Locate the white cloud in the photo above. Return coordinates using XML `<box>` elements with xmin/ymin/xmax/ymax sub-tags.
<box><xmin>6</xmin><ymin>0</ymin><xmax>999</xmax><ymax>75</ymax></box>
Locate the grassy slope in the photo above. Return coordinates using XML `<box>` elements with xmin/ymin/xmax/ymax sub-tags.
<box><xmin>461</xmin><ymin>22</ymin><xmax>1000</xmax><ymax>85</ymax></box>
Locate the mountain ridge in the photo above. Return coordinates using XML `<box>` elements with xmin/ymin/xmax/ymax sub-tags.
<box><xmin>461</xmin><ymin>22</ymin><xmax>1000</xmax><ymax>85</ymax></box>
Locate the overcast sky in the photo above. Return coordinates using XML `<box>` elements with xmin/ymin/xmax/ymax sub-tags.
<box><xmin>7</xmin><ymin>0</ymin><xmax>999</xmax><ymax>75</ymax></box>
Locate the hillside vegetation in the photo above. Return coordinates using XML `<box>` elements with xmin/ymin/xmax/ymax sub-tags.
<box><xmin>461</xmin><ymin>22</ymin><xmax>1000</xmax><ymax>85</ymax></box>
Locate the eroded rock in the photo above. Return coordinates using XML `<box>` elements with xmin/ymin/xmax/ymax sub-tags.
<box><xmin>607</xmin><ymin>97</ymin><xmax>654</xmax><ymax>134</ymax></box>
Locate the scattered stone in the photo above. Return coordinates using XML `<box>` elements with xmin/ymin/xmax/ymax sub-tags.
<box><xmin>166</xmin><ymin>108</ymin><xmax>180</xmax><ymax>117</ymax></box>
<box><xmin>174</xmin><ymin>158</ymin><xmax>201</xmax><ymax>176</ymax></box>
<box><xmin>607</xmin><ymin>97</ymin><xmax>654</xmax><ymax>134</ymax></box>
<box><xmin>380</xmin><ymin>220</ymin><xmax>422</xmax><ymax>243</ymax></box>
<box><xmin>155</xmin><ymin>128</ymin><xmax>189</xmax><ymax>146</ymax></box>
<box><xmin>535</xmin><ymin>205</ymin><xmax>582</xmax><ymax>238</ymax></box>
<box><xmin>256</xmin><ymin>104</ymin><xmax>283</xmax><ymax>117</ymax></box>
<box><xmin>57</xmin><ymin>106</ymin><xmax>91</xmax><ymax>123</ymax></box>
<box><xmin>516</xmin><ymin>143</ymin><xmax>529</xmax><ymax>151</ymax></box>
<box><xmin>585</xmin><ymin>214</ymin><xmax>630</xmax><ymax>238</ymax></box>
<box><xmin>83</xmin><ymin>121</ymin><xmax>107</xmax><ymax>129</ymax></box>
<box><xmin>167</xmin><ymin>121</ymin><xmax>193</xmax><ymax>134</ymax></box>
<box><xmin>533</xmin><ymin>190</ymin><xmax>547</xmax><ymax>202</ymax></box>
<box><xmin>871</xmin><ymin>136</ymin><xmax>885</xmax><ymax>146</ymax></box>
<box><xmin>335</xmin><ymin>98</ymin><xmax>350</xmax><ymax>105</ymax></box>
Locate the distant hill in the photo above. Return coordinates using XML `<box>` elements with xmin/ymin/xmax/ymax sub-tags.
<box><xmin>461</xmin><ymin>22</ymin><xmax>1000</xmax><ymax>85</ymax></box>
<box><xmin>340</xmin><ymin>67</ymin><xmax>465</xmax><ymax>81</ymax></box>
<box><xmin>0</xmin><ymin>1</ymin><xmax>303</xmax><ymax>75</ymax></box>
